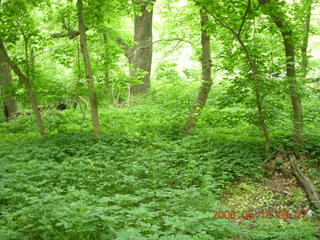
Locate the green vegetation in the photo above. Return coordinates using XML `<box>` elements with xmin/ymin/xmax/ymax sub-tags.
<box><xmin>1</xmin><ymin>84</ymin><xmax>319</xmax><ymax>239</ymax></box>
<box><xmin>0</xmin><ymin>0</ymin><xmax>320</xmax><ymax>239</ymax></box>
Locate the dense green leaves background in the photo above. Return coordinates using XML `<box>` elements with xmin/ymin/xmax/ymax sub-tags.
<box><xmin>1</xmin><ymin>0</ymin><xmax>320</xmax><ymax>239</ymax></box>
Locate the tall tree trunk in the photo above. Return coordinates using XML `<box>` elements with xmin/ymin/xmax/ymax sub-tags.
<box><xmin>130</xmin><ymin>0</ymin><xmax>155</xmax><ymax>94</ymax></box>
<box><xmin>185</xmin><ymin>10</ymin><xmax>213</xmax><ymax>132</ymax></box>
<box><xmin>77</xmin><ymin>0</ymin><xmax>102</xmax><ymax>137</ymax></box>
<box><xmin>23</xmin><ymin>36</ymin><xmax>30</xmax><ymax>78</ymax></box>
<box><xmin>203</xmin><ymin>0</ymin><xmax>271</xmax><ymax>151</ymax></box>
<box><xmin>72</xmin><ymin>41</ymin><xmax>82</xmax><ymax>89</ymax></box>
<box><xmin>259</xmin><ymin>0</ymin><xmax>304</xmax><ymax>145</ymax></box>
<box><xmin>300</xmin><ymin>0</ymin><xmax>312</xmax><ymax>78</ymax></box>
<box><xmin>0</xmin><ymin>40</ymin><xmax>47</xmax><ymax>138</ymax></box>
<box><xmin>0</xmin><ymin>48</ymin><xmax>18</xmax><ymax>121</ymax></box>
<box><xmin>103</xmin><ymin>32</ymin><xmax>110</xmax><ymax>92</ymax></box>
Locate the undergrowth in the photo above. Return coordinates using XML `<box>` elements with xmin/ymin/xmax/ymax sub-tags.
<box><xmin>0</xmin><ymin>87</ymin><xmax>319</xmax><ymax>239</ymax></box>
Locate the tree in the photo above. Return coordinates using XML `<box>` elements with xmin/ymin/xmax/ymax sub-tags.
<box><xmin>0</xmin><ymin>0</ymin><xmax>48</xmax><ymax>137</ymax></box>
<box><xmin>77</xmin><ymin>0</ymin><xmax>102</xmax><ymax>137</ymax></box>
<box><xmin>0</xmin><ymin>47</ymin><xmax>18</xmax><ymax>121</ymax></box>
<box><xmin>0</xmin><ymin>41</ymin><xmax>47</xmax><ymax>138</ymax></box>
<box><xmin>300</xmin><ymin>0</ymin><xmax>312</xmax><ymax>78</ymax></box>
<box><xmin>258</xmin><ymin>0</ymin><xmax>304</xmax><ymax>145</ymax></box>
<box><xmin>185</xmin><ymin>9</ymin><xmax>213</xmax><ymax>132</ymax></box>
<box><xmin>130</xmin><ymin>0</ymin><xmax>156</xmax><ymax>94</ymax></box>
<box><xmin>200</xmin><ymin>0</ymin><xmax>271</xmax><ymax>151</ymax></box>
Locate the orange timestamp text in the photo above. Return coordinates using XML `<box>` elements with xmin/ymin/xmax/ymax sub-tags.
<box><xmin>211</xmin><ymin>209</ymin><xmax>308</xmax><ymax>220</ymax></box>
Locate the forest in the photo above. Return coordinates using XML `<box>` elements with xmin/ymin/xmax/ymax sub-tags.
<box><xmin>0</xmin><ymin>0</ymin><xmax>320</xmax><ymax>239</ymax></box>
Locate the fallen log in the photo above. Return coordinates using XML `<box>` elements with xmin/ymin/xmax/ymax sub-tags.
<box><xmin>289</xmin><ymin>154</ymin><xmax>320</xmax><ymax>210</ymax></box>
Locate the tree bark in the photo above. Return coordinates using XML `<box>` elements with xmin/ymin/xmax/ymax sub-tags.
<box><xmin>258</xmin><ymin>0</ymin><xmax>304</xmax><ymax>145</ymax></box>
<box><xmin>130</xmin><ymin>0</ymin><xmax>155</xmax><ymax>94</ymax></box>
<box><xmin>0</xmin><ymin>40</ymin><xmax>47</xmax><ymax>138</ymax></box>
<box><xmin>77</xmin><ymin>0</ymin><xmax>102</xmax><ymax>137</ymax></box>
<box><xmin>300</xmin><ymin>0</ymin><xmax>312</xmax><ymax>78</ymax></box>
<box><xmin>0</xmin><ymin>46</ymin><xmax>18</xmax><ymax>121</ymax></box>
<box><xmin>185</xmin><ymin>10</ymin><xmax>213</xmax><ymax>132</ymax></box>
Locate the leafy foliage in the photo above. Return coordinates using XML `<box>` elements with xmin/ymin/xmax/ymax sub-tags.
<box><xmin>1</xmin><ymin>85</ymin><xmax>319</xmax><ymax>239</ymax></box>
<box><xmin>1</xmin><ymin>0</ymin><xmax>320</xmax><ymax>239</ymax></box>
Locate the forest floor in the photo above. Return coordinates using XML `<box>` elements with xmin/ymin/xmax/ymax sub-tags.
<box><xmin>0</xmin><ymin>98</ymin><xmax>319</xmax><ymax>239</ymax></box>
<box><xmin>223</xmin><ymin>173</ymin><xmax>310</xmax><ymax>221</ymax></box>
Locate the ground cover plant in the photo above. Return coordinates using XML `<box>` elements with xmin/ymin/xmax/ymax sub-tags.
<box><xmin>0</xmin><ymin>88</ymin><xmax>319</xmax><ymax>239</ymax></box>
<box><xmin>0</xmin><ymin>0</ymin><xmax>320</xmax><ymax>239</ymax></box>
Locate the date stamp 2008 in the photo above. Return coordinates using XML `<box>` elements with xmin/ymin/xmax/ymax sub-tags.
<box><xmin>211</xmin><ymin>210</ymin><xmax>309</xmax><ymax>220</ymax></box>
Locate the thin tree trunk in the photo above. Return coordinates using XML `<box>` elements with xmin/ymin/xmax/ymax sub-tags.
<box><xmin>77</xmin><ymin>0</ymin><xmax>102</xmax><ymax>137</ymax></box>
<box><xmin>202</xmin><ymin>0</ymin><xmax>271</xmax><ymax>151</ymax></box>
<box><xmin>283</xmin><ymin>35</ymin><xmax>304</xmax><ymax>145</ymax></box>
<box><xmin>30</xmin><ymin>47</ymin><xmax>36</xmax><ymax>81</ymax></box>
<box><xmin>130</xmin><ymin>0</ymin><xmax>155</xmax><ymax>94</ymax></box>
<box><xmin>301</xmin><ymin>0</ymin><xmax>312</xmax><ymax>78</ymax></box>
<box><xmin>103</xmin><ymin>32</ymin><xmax>110</xmax><ymax>92</ymax></box>
<box><xmin>0</xmin><ymin>40</ymin><xmax>47</xmax><ymax>138</ymax></box>
<box><xmin>238</xmin><ymin>38</ymin><xmax>271</xmax><ymax>151</ymax></box>
<box><xmin>23</xmin><ymin>36</ymin><xmax>30</xmax><ymax>78</ymax></box>
<box><xmin>72</xmin><ymin>41</ymin><xmax>82</xmax><ymax>88</ymax></box>
<box><xmin>185</xmin><ymin>10</ymin><xmax>213</xmax><ymax>132</ymax></box>
<box><xmin>0</xmin><ymin>48</ymin><xmax>18</xmax><ymax>121</ymax></box>
<box><xmin>259</xmin><ymin>0</ymin><xmax>304</xmax><ymax>145</ymax></box>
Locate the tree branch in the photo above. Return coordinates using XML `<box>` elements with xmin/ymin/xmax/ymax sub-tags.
<box><xmin>202</xmin><ymin>6</ymin><xmax>238</xmax><ymax>36</ymax></box>
<box><xmin>238</xmin><ymin>0</ymin><xmax>251</xmax><ymax>36</ymax></box>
